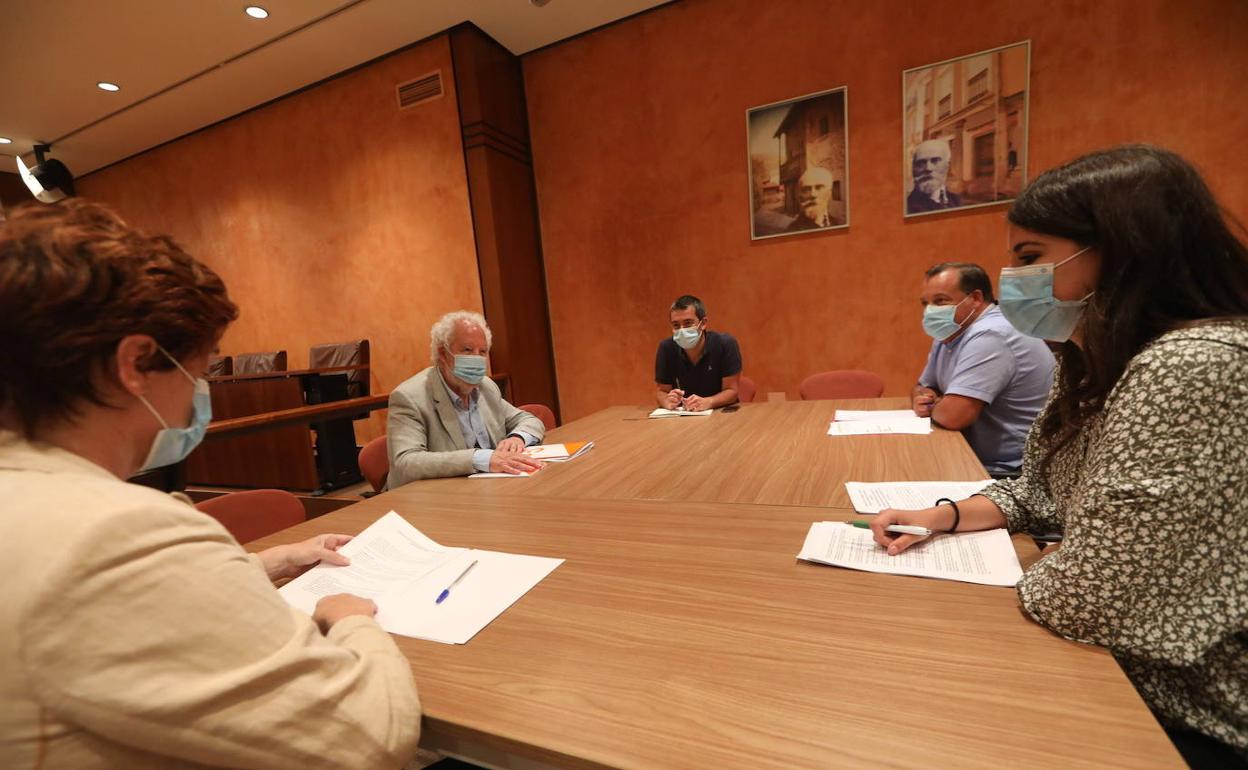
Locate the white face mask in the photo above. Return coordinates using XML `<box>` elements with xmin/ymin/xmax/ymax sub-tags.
<box><xmin>136</xmin><ymin>347</ymin><xmax>212</xmax><ymax>471</ymax></box>
<box><xmin>673</xmin><ymin>325</ymin><xmax>702</xmax><ymax>350</ymax></box>
<box><xmin>999</xmin><ymin>246</ymin><xmax>1094</xmax><ymax>342</ymax></box>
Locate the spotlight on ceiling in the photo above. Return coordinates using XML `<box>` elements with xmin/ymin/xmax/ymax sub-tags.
<box><xmin>245</xmin><ymin>5</ymin><xmax>269</xmax><ymax>18</ymax></box>
<box><xmin>17</xmin><ymin>145</ymin><xmax>75</xmax><ymax>204</ymax></box>
<box><xmin>97</xmin><ymin>81</ymin><xmax>121</xmax><ymax>92</ymax></box>
<box><xmin>0</xmin><ymin>137</ymin><xmax>12</xmax><ymax>144</ymax></box>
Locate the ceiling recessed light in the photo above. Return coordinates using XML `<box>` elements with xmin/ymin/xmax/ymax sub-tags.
<box><xmin>0</xmin><ymin>137</ymin><xmax>12</xmax><ymax>144</ymax></box>
<box><xmin>97</xmin><ymin>81</ymin><xmax>120</xmax><ymax>92</ymax></box>
<box><xmin>244</xmin><ymin>5</ymin><xmax>269</xmax><ymax>19</ymax></box>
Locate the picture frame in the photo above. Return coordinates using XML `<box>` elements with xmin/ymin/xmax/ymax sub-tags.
<box><xmin>746</xmin><ymin>86</ymin><xmax>850</xmax><ymax>240</ymax></box>
<box><xmin>902</xmin><ymin>41</ymin><xmax>1030</xmax><ymax>218</ymax></box>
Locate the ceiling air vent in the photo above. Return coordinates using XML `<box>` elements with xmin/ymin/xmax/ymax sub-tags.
<box><xmin>396</xmin><ymin>71</ymin><xmax>443</xmax><ymax>109</ymax></box>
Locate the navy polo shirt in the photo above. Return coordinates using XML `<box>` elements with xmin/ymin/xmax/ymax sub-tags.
<box><xmin>654</xmin><ymin>330</ymin><xmax>743</xmax><ymax>397</ymax></box>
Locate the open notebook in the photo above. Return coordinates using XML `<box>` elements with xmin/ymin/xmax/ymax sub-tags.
<box><xmin>524</xmin><ymin>441</ymin><xmax>594</xmax><ymax>461</ymax></box>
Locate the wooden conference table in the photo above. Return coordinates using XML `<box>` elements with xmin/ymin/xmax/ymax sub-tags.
<box><xmin>250</xmin><ymin>399</ymin><xmax>1183</xmax><ymax>769</ymax></box>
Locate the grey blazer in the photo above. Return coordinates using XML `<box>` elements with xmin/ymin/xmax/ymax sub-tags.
<box><xmin>385</xmin><ymin>366</ymin><xmax>545</xmax><ymax>488</ymax></box>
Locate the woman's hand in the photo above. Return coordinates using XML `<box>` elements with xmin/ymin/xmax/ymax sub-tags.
<box><xmin>258</xmin><ymin>533</ymin><xmax>353</xmax><ymax>582</ymax></box>
<box><xmin>312</xmin><ymin>593</ymin><xmax>377</xmax><ymax>633</ymax></box>
<box><xmin>869</xmin><ymin>506</ymin><xmax>954</xmax><ymax>555</ymax></box>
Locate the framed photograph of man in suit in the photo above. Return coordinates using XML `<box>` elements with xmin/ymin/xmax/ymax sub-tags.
<box><xmin>746</xmin><ymin>86</ymin><xmax>849</xmax><ymax>240</ymax></box>
<box><xmin>902</xmin><ymin>41</ymin><xmax>1030</xmax><ymax>218</ymax></box>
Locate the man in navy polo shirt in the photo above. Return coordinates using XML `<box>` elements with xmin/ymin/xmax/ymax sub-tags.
<box><xmin>655</xmin><ymin>295</ymin><xmax>743</xmax><ymax>411</ymax></box>
<box><xmin>913</xmin><ymin>262</ymin><xmax>1054</xmax><ymax>476</ymax></box>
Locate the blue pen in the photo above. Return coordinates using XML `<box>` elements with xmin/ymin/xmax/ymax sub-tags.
<box><xmin>435</xmin><ymin>559</ymin><xmax>479</xmax><ymax>604</ymax></box>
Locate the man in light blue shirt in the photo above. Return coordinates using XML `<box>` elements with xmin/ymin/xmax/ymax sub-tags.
<box><xmin>914</xmin><ymin>263</ymin><xmax>1055</xmax><ymax>475</ymax></box>
<box><xmin>386</xmin><ymin>311</ymin><xmax>546</xmax><ymax>487</ymax></box>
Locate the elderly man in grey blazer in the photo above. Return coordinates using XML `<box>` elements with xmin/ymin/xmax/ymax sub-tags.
<box><xmin>386</xmin><ymin>311</ymin><xmax>546</xmax><ymax>487</ymax></box>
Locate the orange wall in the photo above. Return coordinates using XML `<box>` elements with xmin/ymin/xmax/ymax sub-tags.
<box><xmin>78</xmin><ymin>35</ymin><xmax>480</xmax><ymax>440</ymax></box>
<box><xmin>525</xmin><ymin>0</ymin><xmax>1248</xmax><ymax>421</ymax></box>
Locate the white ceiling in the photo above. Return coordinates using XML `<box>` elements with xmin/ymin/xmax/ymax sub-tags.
<box><xmin>0</xmin><ymin>0</ymin><xmax>672</xmax><ymax>176</ymax></box>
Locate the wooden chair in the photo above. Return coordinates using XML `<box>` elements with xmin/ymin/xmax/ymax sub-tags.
<box><xmin>358</xmin><ymin>435</ymin><xmax>390</xmax><ymax>494</ymax></box>
<box><xmin>737</xmin><ymin>375</ymin><xmax>757</xmax><ymax>403</ymax></box>
<box><xmin>518</xmin><ymin>403</ymin><xmax>557</xmax><ymax>431</ymax></box>
<box><xmin>195</xmin><ymin>489</ymin><xmax>306</xmax><ymax>544</ymax></box>
<box><xmin>798</xmin><ymin>370</ymin><xmax>885</xmax><ymax>400</ymax></box>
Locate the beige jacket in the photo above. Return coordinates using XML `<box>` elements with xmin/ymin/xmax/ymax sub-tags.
<box><xmin>0</xmin><ymin>432</ymin><xmax>421</xmax><ymax>769</ymax></box>
<box><xmin>386</xmin><ymin>367</ymin><xmax>545</xmax><ymax>487</ymax></box>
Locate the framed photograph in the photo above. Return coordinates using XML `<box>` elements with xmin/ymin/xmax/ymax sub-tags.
<box><xmin>902</xmin><ymin>41</ymin><xmax>1030</xmax><ymax>218</ymax></box>
<box><xmin>747</xmin><ymin>86</ymin><xmax>849</xmax><ymax>240</ymax></box>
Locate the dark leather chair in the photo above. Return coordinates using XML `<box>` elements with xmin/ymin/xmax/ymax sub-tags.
<box><xmin>309</xmin><ymin>339</ymin><xmax>370</xmax><ymax>398</ymax></box>
<box><xmin>207</xmin><ymin>355</ymin><xmax>233</xmax><ymax>377</ymax></box>
<box><xmin>234</xmin><ymin>350</ymin><xmax>288</xmax><ymax>374</ymax></box>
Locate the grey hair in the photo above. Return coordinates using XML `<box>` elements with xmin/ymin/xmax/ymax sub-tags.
<box><xmin>429</xmin><ymin>310</ymin><xmax>492</xmax><ymax>364</ymax></box>
<box><xmin>914</xmin><ymin>138</ymin><xmax>951</xmax><ymax>161</ymax></box>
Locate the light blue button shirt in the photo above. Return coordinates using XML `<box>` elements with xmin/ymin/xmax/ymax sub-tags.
<box><xmin>919</xmin><ymin>305</ymin><xmax>1055</xmax><ymax>473</ymax></box>
<box><xmin>438</xmin><ymin>371</ymin><xmax>538</xmax><ymax>472</ymax></box>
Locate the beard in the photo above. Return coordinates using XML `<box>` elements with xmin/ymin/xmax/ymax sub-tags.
<box><xmin>916</xmin><ymin>175</ymin><xmax>944</xmax><ymax>196</ymax></box>
<box><xmin>801</xmin><ymin>200</ymin><xmax>825</xmax><ymax>221</ymax></box>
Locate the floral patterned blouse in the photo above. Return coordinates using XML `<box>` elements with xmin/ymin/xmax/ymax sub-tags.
<box><xmin>979</xmin><ymin>320</ymin><xmax>1248</xmax><ymax>755</ymax></box>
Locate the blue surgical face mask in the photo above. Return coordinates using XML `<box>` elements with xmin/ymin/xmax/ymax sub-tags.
<box><xmin>922</xmin><ymin>295</ymin><xmax>971</xmax><ymax>340</ymax></box>
<box><xmin>998</xmin><ymin>246</ymin><xmax>1094</xmax><ymax>342</ymax></box>
<box><xmin>136</xmin><ymin>347</ymin><xmax>212</xmax><ymax>472</ymax></box>
<box><xmin>673</xmin><ymin>324</ymin><xmax>702</xmax><ymax>350</ymax></box>
<box><xmin>451</xmin><ymin>354</ymin><xmax>488</xmax><ymax>385</ymax></box>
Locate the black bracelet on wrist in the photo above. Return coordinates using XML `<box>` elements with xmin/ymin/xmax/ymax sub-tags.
<box><xmin>935</xmin><ymin>497</ymin><xmax>960</xmax><ymax>532</ymax></box>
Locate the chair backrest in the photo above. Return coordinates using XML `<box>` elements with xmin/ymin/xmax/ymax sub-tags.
<box><xmin>234</xmin><ymin>350</ymin><xmax>288</xmax><ymax>374</ymax></box>
<box><xmin>737</xmin><ymin>375</ymin><xmax>757</xmax><ymax>403</ymax></box>
<box><xmin>358</xmin><ymin>435</ymin><xmax>390</xmax><ymax>493</ymax></box>
<box><xmin>798</xmin><ymin>370</ymin><xmax>885</xmax><ymax>400</ymax></box>
<box><xmin>207</xmin><ymin>355</ymin><xmax>233</xmax><ymax>377</ymax></box>
<box><xmin>518</xmin><ymin>403</ymin><xmax>557</xmax><ymax>431</ymax></box>
<box><xmin>309</xmin><ymin>339</ymin><xmax>370</xmax><ymax>398</ymax></box>
<box><xmin>195</xmin><ymin>489</ymin><xmax>306</xmax><ymax>544</ymax></box>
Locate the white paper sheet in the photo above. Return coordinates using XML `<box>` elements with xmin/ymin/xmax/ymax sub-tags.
<box><xmin>469</xmin><ymin>471</ymin><xmax>533</xmax><ymax>478</ymax></box>
<box><xmin>649</xmin><ymin>407</ymin><xmax>714</xmax><ymax>418</ymax></box>
<box><xmin>797</xmin><ymin>521</ymin><xmax>1022</xmax><ymax>587</ymax></box>
<box><xmin>845</xmin><ymin>480</ymin><xmax>994</xmax><ymax>513</ymax></box>
<box><xmin>279</xmin><ymin>511</ymin><xmax>563</xmax><ymax>643</ymax></box>
<box><xmin>826</xmin><ymin>417</ymin><xmax>931</xmax><ymax>435</ymax></box>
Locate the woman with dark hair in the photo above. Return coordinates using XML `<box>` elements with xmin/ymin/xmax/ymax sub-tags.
<box><xmin>0</xmin><ymin>200</ymin><xmax>420</xmax><ymax>768</ymax></box>
<box><xmin>871</xmin><ymin>146</ymin><xmax>1247</xmax><ymax>766</ymax></box>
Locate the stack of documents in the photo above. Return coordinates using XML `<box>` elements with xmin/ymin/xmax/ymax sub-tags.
<box><xmin>797</xmin><ymin>521</ymin><xmax>1023</xmax><ymax>586</ymax></box>
<box><xmin>845</xmin><ymin>480</ymin><xmax>994</xmax><ymax>513</ymax></box>
<box><xmin>279</xmin><ymin>511</ymin><xmax>563</xmax><ymax>643</ymax></box>
<box><xmin>649</xmin><ymin>407</ymin><xmax>713</xmax><ymax>418</ymax></box>
<box><xmin>524</xmin><ymin>441</ymin><xmax>594</xmax><ymax>462</ymax></box>
<box><xmin>827</xmin><ymin>409</ymin><xmax>931</xmax><ymax>436</ymax></box>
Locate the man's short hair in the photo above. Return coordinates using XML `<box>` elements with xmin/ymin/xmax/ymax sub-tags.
<box><xmin>430</xmin><ymin>310</ymin><xmax>492</xmax><ymax>364</ymax></box>
<box><xmin>924</xmin><ymin>262</ymin><xmax>995</xmax><ymax>303</ymax></box>
<box><xmin>670</xmin><ymin>295</ymin><xmax>706</xmax><ymax>320</ymax></box>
